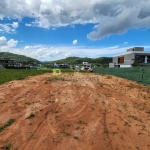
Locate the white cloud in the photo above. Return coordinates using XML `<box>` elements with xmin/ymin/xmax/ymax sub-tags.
<box><xmin>0</xmin><ymin>22</ymin><xmax>19</xmax><ymax>33</ymax></box>
<box><xmin>1</xmin><ymin>42</ymin><xmax>150</xmax><ymax>61</ymax></box>
<box><xmin>25</xmin><ymin>23</ymin><xmax>32</xmax><ymax>27</ymax></box>
<box><xmin>123</xmin><ymin>42</ymin><xmax>128</xmax><ymax>45</ymax></box>
<box><xmin>52</xmin><ymin>27</ymin><xmax>56</xmax><ymax>30</ymax></box>
<box><xmin>70</xmin><ymin>25</ymin><xmax>75</xmax><ymax>28</ymax></box>
<box><xmin>0</xmin><ymin>36</ymin><xmax>18</xmax><ymax>50</ymax></box>
<box><xmin>12</xmin><ymin>22</ymin><xmax>19</xmax><ymax>28</ymax></box>
<box><xmin>0</xmin><ymin>24</ymin><xmax>14</xmax><ymax>33</ymax></box>
<box><xmin>24</xmin><ymin>45</ymin><xmax>43</xmax><ymax>50</ymax></box>
<box><xmin>0</xmin><ymin>36</ymin><xmax>7</xmax><ymax>45</ymax></box>
<box><xmin>7</xmin><ymin>39</ymin><xmax>18</xmax><ymax>47</ymax></box>
<box><xmin>0</xmin><ymin>0</ymin><xmax>150</xmax><ymax>39</ymax></box>
<box><xmin>73</xmin><ymin>39</ymin><xmax>78</xmax><ymax>45</ymax></box>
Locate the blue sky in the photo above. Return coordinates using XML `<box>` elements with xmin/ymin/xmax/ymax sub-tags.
<box><xmin>0</xmin><ymin>0</ymin><xmax>150</xmax><ymax>61</ymax></box>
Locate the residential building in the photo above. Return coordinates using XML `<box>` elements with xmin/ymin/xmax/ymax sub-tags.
<box><xmin>109</xmin><ymin>47</ymin><xmax>150</xmax><ymax>68</ymax></box>
<box><xmin>0</xmin><ymin>58</ymin><xmax>23</xmax><ymax>67</ymax></box>
<box><xmin>0</xmin><ymin>65</ymin><xmax>4</xmax><ymax>69</ymax></box>
<box><xmin>81</xmin><ymin>62</ymin><xmax>92</xmax><ymax>70</ymax></box>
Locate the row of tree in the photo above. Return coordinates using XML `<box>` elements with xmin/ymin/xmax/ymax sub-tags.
<box><xmin>46</xmin><ymin>56</ymin><xmax>112</xmax><ymax>65</ymax></box>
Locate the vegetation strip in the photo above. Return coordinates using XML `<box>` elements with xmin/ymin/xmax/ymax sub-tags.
<box><xmin>26</xmin><ymin>113</ymin><xmax>35</xmax><ymax>119</ymax></box>
<box><xmin>0</xmin><ymin>70</ymin><xmax>52</xmax><ymax>84</ymax></box>
<box><xmin>0</xmin><ymin>118</ymin><xmax>15</xmax><ymax>132</ymax></box>
<box><xmin>0</xmin><ymin>69</ymin><xmax>75</xmax><ymax>85</ymax></box>
<box><xmin>2</xmin><ymin>143</ymin><xmax>12</xmax><ymax>150</ymax></box>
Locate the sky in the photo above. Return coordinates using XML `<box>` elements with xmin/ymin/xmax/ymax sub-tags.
<box><xmin>0</xmin><ymin>0</ymin><xmax>150</xmax><ymax>61</ymax></box>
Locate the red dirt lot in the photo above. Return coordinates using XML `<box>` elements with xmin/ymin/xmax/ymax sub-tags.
<box><xmin>0</xmin><ymin>72</ymin><xmax>150</xmax><ymax>150</ymax></box>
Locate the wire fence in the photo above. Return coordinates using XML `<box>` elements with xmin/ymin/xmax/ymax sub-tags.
<box><xmin>93</xmin><ymin>67</ymin><xmax>150</xmax><ymax>86</ymax></box>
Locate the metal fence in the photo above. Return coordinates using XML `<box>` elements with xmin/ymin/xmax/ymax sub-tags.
<box><xmin>93</xmin><ymin>67</ymin><xmax>150</xmax><ymax>86</ymax></box>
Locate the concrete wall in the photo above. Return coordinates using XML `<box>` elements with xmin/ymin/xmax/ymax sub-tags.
<box><xmin>124</xmin><ymin>53</ymin><xmax>135</xmax><ymax>65</ymax></box>
<box><xmin>109</xmin><ymin>63</ymin><xmax>115</xmax><ymax>68</ymax></box>
<box><xmin>113</xmin><ymin>53</ymin><xmax>135</xmax><ymax>65</ymax></box>
<box><xmin>113</xmin><ymin>57</ymin><xmax>118</xmax><ymax>64</ymax></box>
<box><xmin>120</xmin><ymin>65</ymin><xmax>132</xmax><ymax>68</ymax></box>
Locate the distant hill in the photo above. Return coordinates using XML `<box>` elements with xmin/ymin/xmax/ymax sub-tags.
<box><xmin>0</xmin><ymin>52</ymin><xmax>41</xmax><ymax>64</ymax></box>
<box><xmin>48</xmin><ymin>56</ymin><xmax>112</xmax><ymax>65</ymax></box>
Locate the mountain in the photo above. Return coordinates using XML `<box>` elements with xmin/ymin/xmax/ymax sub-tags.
<box><xmin>47</xmin><ymin>56</ymin><xmax>112</xmax><ymax>65</ymax></box>
<box><xmin>0</xmin><ymin>52</ymin><xmax>41</xmax><ymax>64</ymax></box>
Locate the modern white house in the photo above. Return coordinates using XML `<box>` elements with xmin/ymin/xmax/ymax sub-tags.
<box><xmin>109</xmin><ymin>47</ymin><xmax>150</xmax><ymax>68</ymax></box>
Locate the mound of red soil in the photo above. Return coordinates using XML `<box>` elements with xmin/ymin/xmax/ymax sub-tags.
<box><xmin>0</xmin><ymin>73</ymin><xmax>150</xmax><ymax>150</ymax></box>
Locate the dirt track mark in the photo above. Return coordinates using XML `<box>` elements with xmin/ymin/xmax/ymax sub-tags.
<box><xmin>21</xmin><ymin>104</ymin><xmax>55</xmax><ymax>150</ymax></box>
<box><xmin>21</xmin><ymin>120</ymin><xmax>45</xmax><ymax>150</ymax></box>
<box><xmin>103</xmin><ymin>109</ymin><xmax>113</xmax><ymax>150</ymax></box>
<box><xmin>65</xmin><ymin>103</ymin><xmax>87</xmax><ymax>119</ymax></box>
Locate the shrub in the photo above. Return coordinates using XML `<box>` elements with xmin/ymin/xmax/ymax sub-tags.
<box><xmin>0</xmin><ymin>118</ymin><xmax>15</xmax><ymax>132</ymax></box>
<box><xmin>78</xmin><ymin>120</ymin><xmax>83</xmax><ymax>124</ymax></box>
<box><xmin>47</xmin><ymin>76</ymin><xmax>65</xmax><ymax>81</ymax></box>
<box><xmin>26</xmin><ymin>113</ymin><xmax>35</xmax><ymax>119</ymax></box>
<box><xmin>106</xmin><ymin>75</ymin><xmax>112</xmax><ymax>79</ymax></box>
<box><xmin>2</xmin><ymin>143</ymin><xmax>11</xmax><ymax>150</ymax></box>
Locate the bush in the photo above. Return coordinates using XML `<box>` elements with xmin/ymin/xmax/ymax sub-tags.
<box><xmin>26</xmin><ymin>113</ymin><xmax>35</xmax><ymax>119</ymax></box>
<box><xmin>0</xmin><ymin>118</ymin><xmax>15</xmax><ymax>132</ymax></box>
<box><xmin>2</xmin><ymin>143</ymin><xmax>11</xmax><ymax>150</ymax></box>
<box><xmin>132</xmin><ymin>62</ymin><xmax>138</xmax><ymax>67</ymax></box>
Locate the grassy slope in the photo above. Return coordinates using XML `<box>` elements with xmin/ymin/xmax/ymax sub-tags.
<box><xmin>0</xmin><ymin>69</ymin><xmax>75</xmax><ymax>84</ymax></box>
<box><xmin>0</xmin><ymin>52</ymin><xmax>41</xmax><ymax>64</ymax></box>
<box><xmin>0</xmin><ymin>70</ymin><xmax>52</xmax><ymax>84</ymax></box>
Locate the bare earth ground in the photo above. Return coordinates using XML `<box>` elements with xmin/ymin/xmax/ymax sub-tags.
<box><xmin>0</xmin><ymin>72</ymin><xmax>150</xmax><ymax>150</ymax></box>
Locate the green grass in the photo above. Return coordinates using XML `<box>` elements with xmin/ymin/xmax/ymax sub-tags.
<box><xmin>40</xmin><ymin>67</ymin><xmax>74</xmax><ymax>72</ymax></box>
<box><xmin>0</xmin><ymin>69</ymin><xmax>53</xmax><ymax>84</ymax></box>
<box><xmin>94</xmin><ymin>66</ymin><xmax>150</xmax><ymax>86</ymax></box>
<box><xmin>53</xmin><ymin>68</ymin><xmax>75</xmax><ymax>73</ymax></box>
<box><xmin>0</xmin><ymin>69</ymin><xmax>75</xmax><ymax>85</ymax></box>
<box><xmin>47</xmin><ymin>76</ymin><xmax>65</xmax><ymax>81</ymax></box>
<box><xmin>0</xmin><ymin>118</ymin><xmax>15</xmax><ymax>132</ymax></box>
<box><xmin>2</xmin><ymin>143</ymin><xmax>11</xmax><ymax>150</ymax></box>
<box><xmin>26</xmin><ymin>113</ymin><xmax>35</xmax><ymax>119</ymax></box>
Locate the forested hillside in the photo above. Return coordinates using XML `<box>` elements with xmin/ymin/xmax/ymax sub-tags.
<box><xmin>0</xmin><ymin>52</ymin><xmax>41</xmax><ymax>64</ymax></box>
<box><xmin>49</xmin><ymin>56</ymin><xmax>112</xmax><ymax>65</ymax></box>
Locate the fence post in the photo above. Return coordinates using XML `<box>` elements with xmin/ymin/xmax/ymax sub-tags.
<box><xmin>140</xmin><ymin>68</ymin><xmax>144</xmax><ymax>82</ymax></box>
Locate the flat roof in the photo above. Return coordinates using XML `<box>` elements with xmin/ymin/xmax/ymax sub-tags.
<box><xmin>127</xmin><ymin>47</ymin><xmax>144</xmax><ymax>50</ymax></box>
<box><xmin>114</xmin><ymin>51</ymin><xmax>150</xmax><ymax>57</ymax></box>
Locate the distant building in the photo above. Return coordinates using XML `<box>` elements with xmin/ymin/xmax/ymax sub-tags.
<box><xmin>109</xmin><ymin>47</ymin><xmax>150</xmax><ymax>68</ymax></box>
<box><xmin>59</xmin><ymin>64</ymin><xmax>69</xmax><ymax>68</ymax></box>
<box><xmin>81</xmin><ymin>62</ymin><xmax>92</xmax><ymax>71</ymax></box>
<box><xmin>0</xmin><ymin>64</ymin><xmax>4</xmax><ymax>69</ymax></box>
<box><xmin>54</xmin><ymin>63</ymin><xmax>59</xmax><ymax>68</ymax></box>
<box><xmin>0</xmin><ymin>58</ymin><xmax>23</xmax><ymax>67</ymax></box>
<box><xmin>82</xmin><ymin>62</ymin><xmax>88</xmax><ymax>65</ymax></box>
